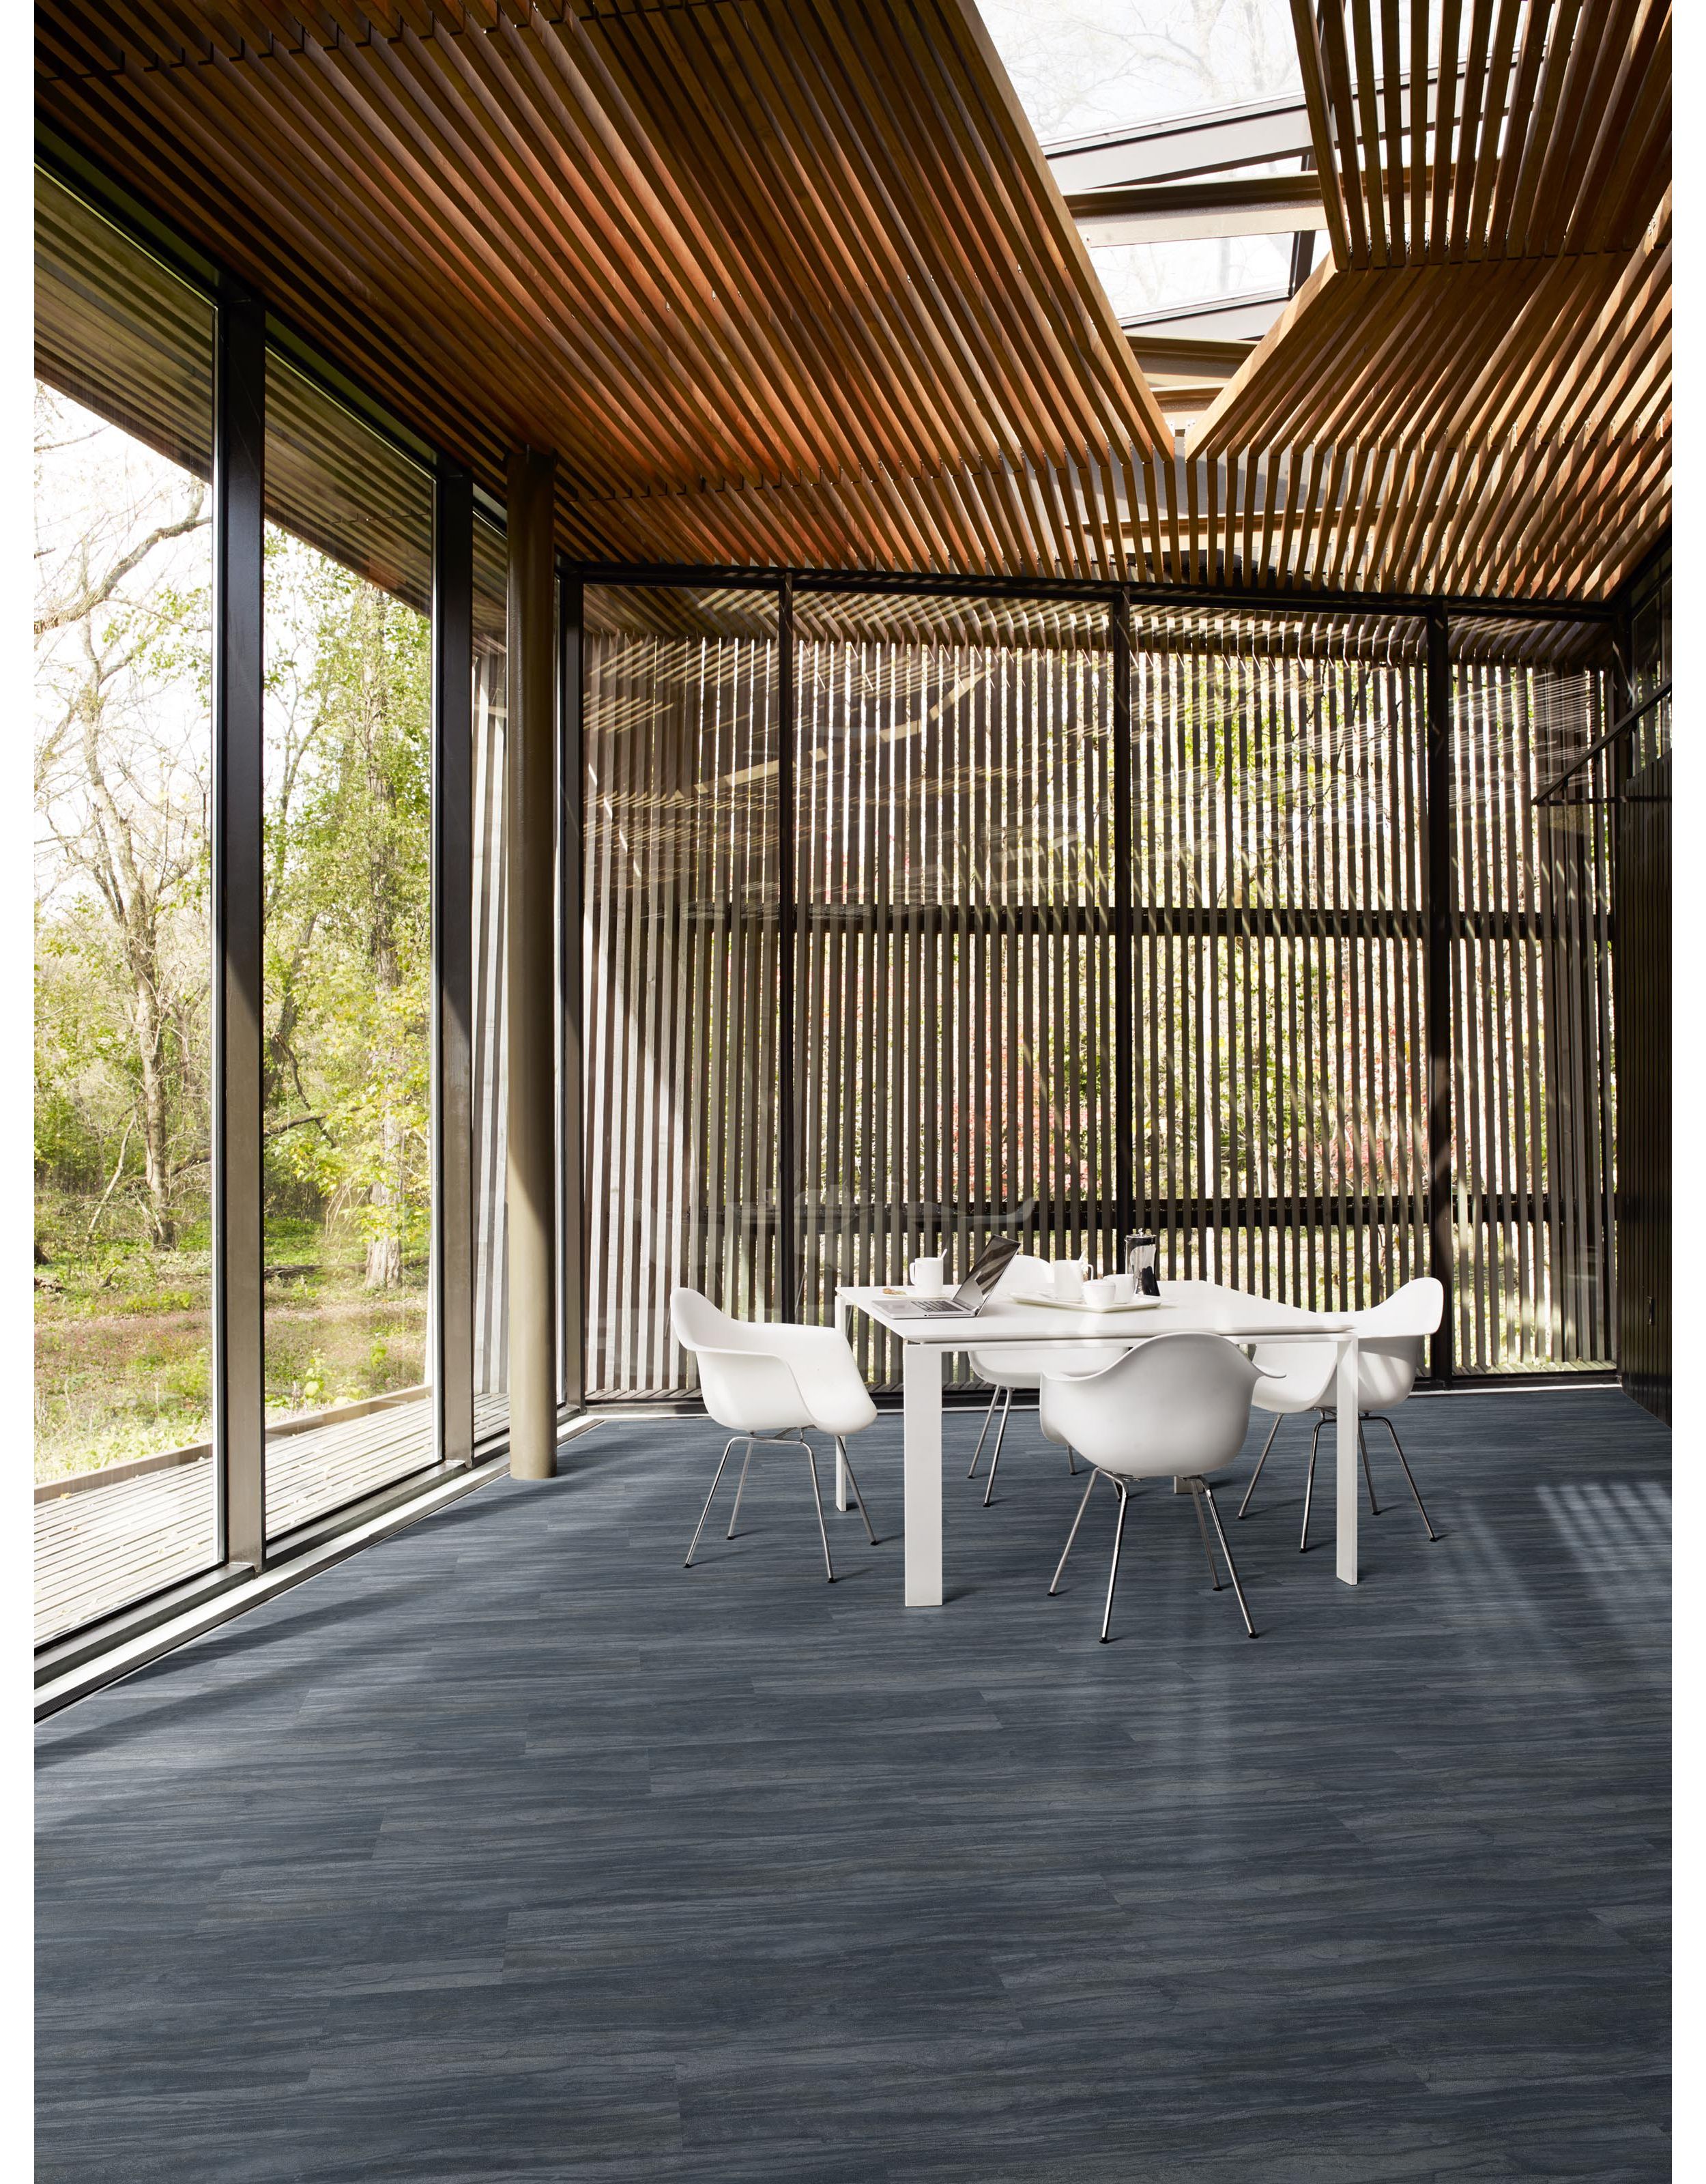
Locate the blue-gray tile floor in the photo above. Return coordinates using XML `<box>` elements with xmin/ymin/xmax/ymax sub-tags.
<box><xmin>36</xmin><ymin>1388</ymin><xmax>1669</xmax><ymax>2182</ymax></box>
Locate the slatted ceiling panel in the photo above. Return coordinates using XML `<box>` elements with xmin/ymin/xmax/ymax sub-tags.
<box><xmin>794</xmin><ymin>598</ymin><xmax>1114</xmax><ymax>1388</ymax></box>
<box><xmin>33</xmin><ymin>171</ymin><xmax>214</xmax><ymax>480</ymax></box>
<box><xmin>1447</xmin><ymin>624</ymin><xmax>1615</xmax><ymax>1373</ymax></box>
<box><xmin>1130</xmin><ymin>609</ymin><xmax>1428</xmax><ymax>1311</ymax></box>
<box><xmin>583</xmin><ymin>586</ymin><xmax>781</xmax><ymax>1398</ymax></box>
<box><xmin>1187</xmin><ymin>4</ymin><xmax>1669</xmax><ymax>596</ymax></box>
<box><xmin>38</xmin><ymin>0</ymin><xmax>1170</xmax><ymax>583</ymax></box>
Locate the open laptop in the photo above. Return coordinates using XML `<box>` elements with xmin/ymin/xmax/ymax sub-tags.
<box><xmin>882</xmin><ymin>1234</ymin><xmax>1020</xmax><ymax>1319</ymax></box>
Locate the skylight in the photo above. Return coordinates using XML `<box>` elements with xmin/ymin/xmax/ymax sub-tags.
<box><xmin>977</xmin><ymin>1</ymin><xmax>1314</xmax><ymax>417</ymax></box>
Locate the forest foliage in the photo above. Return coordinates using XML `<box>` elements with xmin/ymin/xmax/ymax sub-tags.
<box><xmin>34</xmin><ymin>388</ymin><xmax>433</xmax><ymax>1479</ymax></box>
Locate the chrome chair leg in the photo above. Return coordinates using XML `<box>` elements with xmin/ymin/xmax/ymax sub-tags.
<box><xmin>1238</xmin><ymin>1412</ymin><xmax>1283</xmax><ymax>1518</ymax></box>
<box><xmin>1377</xmin><ymin>1413</ymin><xmax>1438</xmax><ymax>1540</ymax></box>
<box><xmin>726</xmin><ymin>1437</ymin><xmax>756</xmax><ymax>1538</ymax></box>
<box><xmin>837</xmin><ymin>1435</ymin><xmax>879</xmax><ymax>1544</ymax></box>
<box><xmin>1300</xmin><ymin>1416</ymin><xmax>1323</xmax><ymax>1552</ymax></box>
<box><xmin>1099</xmin><ymin>1479</ymin><xmax>1131</xmax><ymax>1643</ymax></box>
<box><xmin>1358</xmin><ymin>1419</ymin><xmax>1380</xmax><ymax>1515</ymax></box>
<box><xmin>981</xmin><ymin>1385</ymin><xmax>1014</xmax><ymax>1507</ymax></box>
<box><xmin>1050</xmin><ymin>1469</ymin><xmax>1099</xmax><ymax>1594</ymax></box>
<box><xmin>966</xmin><ymin>1383</ymin><xmax>1000</xmax><ymax>1477</ymax></box>
<box><xmin>1066</xmin><ymin>1443</ymin><xmax>1077</xmax><ymax>1475</ymax></box>
<box><xmin>686</xmin><ymin>1439</ymin><xmax>742</xmax><ymax>1566</ymax></box>
<box><xmin>1189</xmin><ymin>1478</ymin><xmax>1222</xmax><ymax>1590</ymax></box>
<box><xmin>1201</xmin><ymin>1479</ymin><xmax>1257</xmax><ymax>1638</ymax></box>
<box><xmin>804</xmin><ymin>1440</ymin><xmax>835</xmax><ymax>1583</ymax></box>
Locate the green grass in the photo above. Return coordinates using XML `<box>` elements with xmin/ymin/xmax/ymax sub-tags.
<box><xmin>34</xmin><ymin>1194</ymin><xmax>429</xmax><ymax>1484</ymax></box>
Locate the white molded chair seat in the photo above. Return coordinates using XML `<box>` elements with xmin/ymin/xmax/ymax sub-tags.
<box><xmin>671</xmin><ymin>1288</ymin><xmax>880</xmax><ymax>1583</ymax></box>
<box><xmin>966</xmin><ymin>1253</ymin><xmax>1136</xmax><ymax>1505</ymax></box>
<box><xmin>1040</xmin><ymin>1333</ymin><xmax>1267</xmax><ymax>1643</ymax></box>
<box><xmin>1237</xmin><ymin>1278</ymin><xmax>1443</xmax><ymax>1549</ymax></box>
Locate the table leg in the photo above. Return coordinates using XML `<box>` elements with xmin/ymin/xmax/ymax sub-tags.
<box><xmin>1335</xmin><ymin>1332</ymin><xmax>1359</xmax><ymax>1585</ymax></box>
<box><xmin>902</xmin><ymin>1342</ymin><xmax>944</xmax><ymax>1607</ymax></box>
<box><xmin>833</xmin><ymin>1291</ymin><xmax>850</xmax><ymax>1510</ymax></box>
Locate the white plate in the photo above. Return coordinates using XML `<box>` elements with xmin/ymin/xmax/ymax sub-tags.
<box><xmin>1009</xmin><ymin>1292</ymin><xmax>1161</xmax><ymax>1315</ymax></box>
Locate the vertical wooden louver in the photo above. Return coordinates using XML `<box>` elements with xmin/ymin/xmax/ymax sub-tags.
<box><xmin>576</xmin><ymin>584</ymin><xmax>1617</xmax><ymax>1396</ymax></box>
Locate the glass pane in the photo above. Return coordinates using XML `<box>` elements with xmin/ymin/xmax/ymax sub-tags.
<box><xmin>33</xmin><ymin>175</ymin><xmax>219</xmax><ymax>1643</ymax></box>
<box><xmin>583</xmin><ymin>585</ymin><xmax>781</xmax><ymax>1396</ymax></box>
<box><xmin>472</xmin><ymin>517</ymin><xmax>508</xmax><ymax>1445</ymax></box>
<box><xmin>262</xmin><ymin>358</ymin><xmax>437</xmax><ymax>1537</ymax></box>
<box><xmin>795</xmin><ymin>592</ymin><xmax>1112</xmax><ymax>1391</ymax></box>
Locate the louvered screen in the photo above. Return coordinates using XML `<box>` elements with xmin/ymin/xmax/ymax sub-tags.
<box><xmin>1449</xmin><ymin>621</ymin><xmax>1617</xmax><ymax>1373</ymax></box>
<box><xmin>795</xmin><ymin>593</ymin><xmax>1113</xmax><ymax>1391</ymax></box>
<box><xmin>579</xmin><ymin>583</ymin><xmax>1613</xmax><ymax>1394</ymax></box>
<box><xmin>583</xmin><ymin>587</ymin><xmax>781</xmax><ymax>1396</ymax></box>
<box><xmin>1131</xmin><ymin>609</ymin><xmax>1429</xmax><ymax>1313</ymax></box>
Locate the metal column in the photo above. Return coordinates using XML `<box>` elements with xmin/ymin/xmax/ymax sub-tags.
<box><xmin>211</xmin><ymin>284</ymin><xmax>267</xmax><ymax>1568</ymax></box>
<box><xmin>1424</xmin><ymin>607</ymin><xmax>1454</xmax><ymax>1384</ymax></box>
<box><xmin>504</xmin><ymin>447</ymin><xmax>559</xmax><ymax>1480</ymax></box>
<box><xmin>558</xmin><ymin>566</ymin><xmax>585</xmax><ymax>1413</ymax></box>
<box><xmin>433</xmin><ymin>460</ymin><xmax>475</xmax><ymax>1469</ymax></box>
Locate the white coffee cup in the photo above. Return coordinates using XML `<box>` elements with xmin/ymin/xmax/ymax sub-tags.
<box><xmin>1105</xmin><ymin>1270</ymin><xmax>1136</xmax><ymax>1304</ymax></box>
<box><xmin>908</xmin><ymin>1255</ymin><xmax>946</xmax><ymax>1299</ymax></box>
<box><xmin>1050</xmin><ymin>1258</ymin><xmax>1089</xmax><ymax>1304</ymax></box>
<box><xmin>1082</xmin><ymin>1275</ymin><xmax>1120</xmax><ymax>1309</ymax></box>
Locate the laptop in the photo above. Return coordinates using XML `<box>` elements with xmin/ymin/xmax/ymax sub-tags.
<box><xmin>882</xmin><ymin>1234</ymin><xmax>1020</xmax><ymax>1319</ymax></box>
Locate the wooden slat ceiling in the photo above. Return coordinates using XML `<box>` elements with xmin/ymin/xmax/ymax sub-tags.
<box><xmin>1183</xmin><ymin>0</ymin><xmax>1670</xmax><ymax>598</ymax></box>
<box><xmin>36</xmin><ymin>0</ymin><xmax>1668</xmax><ymax>604</ymax></box>
<box><xmin>36</xmin><ymin>0</ymin><xmax>1171</xmax><ymax>581</ymax></box>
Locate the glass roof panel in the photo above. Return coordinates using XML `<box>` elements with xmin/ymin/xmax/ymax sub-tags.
<box><xmin>979</xmin><ymin>0</ymin><xmax>1309</xmax><ymax>333</ymax></box>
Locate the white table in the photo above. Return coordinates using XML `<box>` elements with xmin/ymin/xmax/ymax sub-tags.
<box><xmin>835</xmin><ymin>1285</ymin><xmax>1361</xmax><ymax>1605</ymax></box>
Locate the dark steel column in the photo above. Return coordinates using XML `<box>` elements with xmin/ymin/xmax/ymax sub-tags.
<box><xmin>212</xmin><ymin>285</ymin><xmax>267</xmax><ymax>1568</ymax></box>
<box><xmin>777</xmin><ymin>573</ymin><xmax>798</xmax><ymax>1318</ymax></box>
<box><xmin>433</xmin><ymin>461</ymin><xmax>474</xmax><ymax>1469</ymax></box>
<box><xmin>1424</xmin><ymin>608</ymin><xmax>1454</xmax><ymax>1383</ymax></box>
<box><xmin>1112</xmin><ymin>590</ymin><xmax>1135</xmax><ymax>1247</ymax></box>
<box><xmin>558</xmin><ymin>566</ymin><xmax>585</xmax><ymax>1412</ymax></box>
<box><xmin>504</xmin><ymin>448</ymin><xmax>559</xmax><ymax>1479</ymax></box>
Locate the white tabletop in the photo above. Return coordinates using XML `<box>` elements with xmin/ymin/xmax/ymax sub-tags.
<box><xmin>836</xmin><ymin>1284</ymin><xmax>1352</xmax><ymax>1346</ymax></box>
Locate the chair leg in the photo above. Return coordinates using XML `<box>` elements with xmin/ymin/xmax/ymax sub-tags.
<box><xmin>1050</xmin><ymin>1470</ymin><xmax>1099</xmax><ymax>1595</ymax></box>
<box><xmin>686</xmin><ymin>1439</ymin><xmax>742</xmax><ymax>1567</ymax></box>
<box><xmin>1099</xmin><ymin>1480</ymin><xmax>1131</xmax><ymax>1643</ymax></box>
<box><xmin>1200</xmin><ymin>1480</ymin><xmax>1257</xmax><ymax>1638</ymax></box>
<box><xmin>981</xmin><ymin>1385</ymin><xmax>1014</xmax><ymax>1507</ymax></box>
<box><xmin>837</xmin><ymin>1436</ymin><xmax>879</xmax><ymax>1544</ymax></box>
<box><xmin>966</xmin><ymin>1384</ymin><xmax>1000</xmax><ymax>1478</ymax></box>
<box><xmin>1189</xmin><ymin>1479</ymin><xmax>1222</xmax><ymax>1590</ymax></box>
<box><xmin>803</xmin><ymin>1440</ymin><xmax>835</xmax><ymax>1583</ymax></box>
<box><xmin>1066</xmin><ymin>1443</ymin><xmax>1077</xmax><ymax>1476</ymax></box>
<box><xmin>1238</xmin><ymin>1412</ymin><xmax>1283</xmax><ymax>1518</ymax></box>
<box><xmin>1300</xmin><ymin>1416</ymin><xmax>1322</xmax><ymax>1553</ymax></box>
<box><xmin>1358</xmin><ymin>1419</ymin><xmax>1380</xmax><ymax>1515</ymax></box>
<box><xmin>725</xmin><ymin>1437</ymin><xmax>756</xmax><ymax>1538</ymax></box>
<box><xmin>1378</xmin><ymin>1413</ymin><xmax>1438</xmax><ymax>1541</ymax></box>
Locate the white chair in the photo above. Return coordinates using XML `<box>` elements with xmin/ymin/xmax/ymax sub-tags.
<box><xmin>1238</xmin><ymin>1277</ymin><xmax>1442</xmax><ymax>1551</ymax></box>
<box><xmin>966</xmin><ymin>1252</ymin><xmax>1129</xmax><ymax>1506</ymax></box>
<box><xmin>671</xmin><ymin>1289</ymin><xmax>880</xmax><ymax>1583</ymax></box>
<box><xmin>1040</xmin><ymin>1334</ymin><xmax>1266</xmax><ymax>1643</ymax></box>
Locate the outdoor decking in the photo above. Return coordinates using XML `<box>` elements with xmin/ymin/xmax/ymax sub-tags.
<box><xmin>34</xmin><ymin>1394</ymin><xmax>510</xmax><ymax>1646</ymax></box>
<box><xmin>37</xmin><ymin>1388</ymin><xmax>1669</xmax><ymax>2181</ymax></box>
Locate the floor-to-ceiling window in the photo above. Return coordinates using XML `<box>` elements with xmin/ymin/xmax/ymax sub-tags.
<box><xmin>261</xmin><ymin>360</ymin><xmax>439</xmax><ymax>1538</ymax></box>
<box><xmin>33</xmin><ymin>175</ymin><xmax>221</xmax><ymax>1644</ymax></box>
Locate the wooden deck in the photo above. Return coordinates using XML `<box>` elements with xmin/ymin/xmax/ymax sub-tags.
<box><xmin>35</xmin><ymin>1394</ymin><xmax>510</xmax><ymax>1647</ymax></box>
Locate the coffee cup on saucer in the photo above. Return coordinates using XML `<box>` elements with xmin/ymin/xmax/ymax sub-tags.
<box><xmin>908</xmin><ymin>1255</ymin><xmax>946</xmax><ymax>1299</ymax></box>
